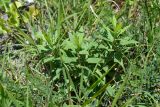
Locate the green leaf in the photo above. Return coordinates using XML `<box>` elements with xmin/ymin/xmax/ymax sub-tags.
<box><xmin>107</xmin><ymin>29</ymin><xmax>114</xmax><ymax>42</ymax></box>
<box><xmin>62</xmin><ymin>57</ymin><xmax>78</xmax><ymax>63</ymax></box>
<box><xmin>77</xmin><ymin>27</ymin><xmax>84</xmax><ymax>45</ymax></box>
<box><xmin>121</xmin><ymin>96</ymin><xmax>136</xmax><ymax>107</ymax></box>
<box><xmin>86</xmin><ymin>58</ymin><xmax>103</xmax><ymax>63</ymax></box>
<box><xmin>15</xmin><ymin>1</ymin><xmax>22</xmax><ymax>8</ymax></box>
<box><xmin>114</xmin><ymin>58</ymin><xmax>124</xmax><ymax>69</ymax></box>
<box><xmin>115</xmin><ymin>22</ymin><xmax>122</xmax><ymax>32</ymax></box>
<box><xmin>17</xmin><ymin>28</ymin><xmax>35</xmax><ymax>45</ymax></box>
<box><xmin>95</xmin><ymin>69</ymin><xmax>103</xmax><ymax>78</ymax></box>
<box><xmin>120</xmin><ymin>37</ymin><xmax>138</xmax><ymax>45</ymax></box>
<box><xmin>118</xmin><ymin>25</ymin><xmax>131</xmax><ymax>36</ymax></box>
<box><xmin>111</xmin><ymin>74</ymin><xmax>129</xmax><ymax>107</ymax></box>
<box><xmin>82</xmin><ymin>80</ymin><xmax>112</xmax><ymax>107</ymax></box>
<box><xmin>0</xmin><ymin>26</ymin><xmax>7</xmax><ymax>34</ymax></box>
<box><xmin>43</xmin><ymin>32</ymin><xmax>52</xmax><ymax>47</ymax></box>
<box><xmin>63</xmin><ymin>40</ymin><xmax>76</xmax><ymax>50</ymax></box>
<box><xmin>112</xmin><ymin>15</ymin><xmax>117</xmax><ymax>29</ymax></box>
<box><xmin>79</xmin><ymin>50</ymin><xmax>89</xmax><ymax>55</ymax></box>
<box><xmin>43</xmin><ymin>56</ymin><xmax>55</xmax><ymax>63</ymax></box>
<box><xmin>107</xmin><ymin>85</ymin><xmax>115</xmax><ymax>97</ymax></box>
<box><xmin>37</xmin><ymin>45</ymin><xmax>48</xmax><ymax>51</ymax></box>
<box><xmin>0</xmin><ymin>82</ymin><xmax>4</xmax><ymax>97</ymax></box>
<box><xmin>84</xmin><ymin>64</ymin><xmax>115</xmax><ymax>96</ymax></box>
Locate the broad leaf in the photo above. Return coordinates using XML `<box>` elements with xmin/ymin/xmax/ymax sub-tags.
<box><xmin>120</xmin><ymin>37</ymin><xmax>138</xmax><ymax>45</ymax></box>
<box><xmin>86</xmin><ymin>58</ymin><xmax>103</xmax><ymax>63</ymax></box>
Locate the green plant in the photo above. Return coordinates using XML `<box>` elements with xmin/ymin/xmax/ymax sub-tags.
<box><xmin>0</xmin><ymin>0</ymin><xmax>160</xmax><ymax>106</ymax></box>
